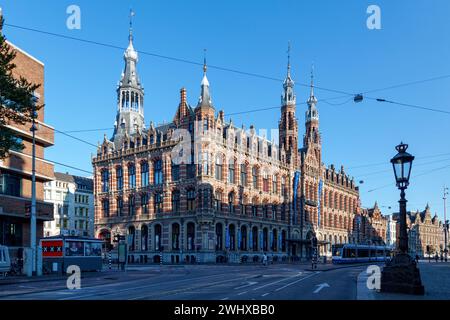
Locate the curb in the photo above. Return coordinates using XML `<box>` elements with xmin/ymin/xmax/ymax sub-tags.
<box><xmin>304</xmin><ymin>263</ymin><xmax>383</xmax><ymax>272</ymax></box>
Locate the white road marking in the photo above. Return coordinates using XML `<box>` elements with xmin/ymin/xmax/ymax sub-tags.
<box><xmin>261</xmin><ymin>293</ymin><xmax>270</xmax><ymax>297</ymax></box>
<box><xmin>221</xmin><ymin>297</ymin><xmax>229</xmax><ymax>300</ymax></box>
<box><xmin>234</xmin><ymin>281</ymin><xmax>258</xmax><ymax>290</ymax></box>
<box><xmin>237</xmin><ymin>291</ymin><xmax>248</xmax><ymax>296</ymax></box>
<box><xmin>252</xmin><ymin>272</ymin><xmax>303</xmax><ymax>291</ymax></box>
<box><xmin>313</xmin><ymin>283</ymin><xmax>330</xmax><ymax>294</ymax></box>
<box><xmin>275</xmin><ymin>272</ymin><xmax>320</xmax><ymax>292</ymax></box>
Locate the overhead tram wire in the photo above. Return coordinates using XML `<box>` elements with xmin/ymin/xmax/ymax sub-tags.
<box><xmin>348</xmin><ymin>152</ymin><xmax>450</xmax><ymax>170</ymax></box>
<box><xmin>4</xmin><ymin>23</ymin><xmax>356</xmax><ymax>97</ymax></box>
<box><xmin>367</xmin><ymin>97</ymin><xmax>450</xmax><ymax>115</ymax></box>
<box><xmin>366</xmin><ymin>163</ymin><xmax>450</xmax><ymax>193</ymax></box>
<box><xmin>53</xmin><ymin>128</ymin><xmax>98</xmax><ymax>148</ymax></box>
<box><xmin>361</xmin><ymin>74</ymin><xmax>450</xmax><ymax>95</ymax></box>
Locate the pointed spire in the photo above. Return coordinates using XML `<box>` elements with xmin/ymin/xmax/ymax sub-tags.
<box><xmin>129</xmin><ymin>9</ymin><xmax>135</xmax><ymax>42</ymax></box>
<box><xmin>281</xmin><ymin>42</ymin><xmax>295</xmax><ymax>106</ymax></box>
<box><xmin>308</xmin><ymin>64</ymin><xmax>318</xmax><ymax>105</ymax></box>
<box><xmin>197</xmin><ymin>49</ymin><xmax>213</xmax><ymax>109</ymax></box>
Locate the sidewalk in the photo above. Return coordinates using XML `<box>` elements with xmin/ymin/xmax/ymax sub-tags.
<box><xmin>357</xmin><ymin>261</ymin><xmax>450</xmax><ymax>300</ymax></box>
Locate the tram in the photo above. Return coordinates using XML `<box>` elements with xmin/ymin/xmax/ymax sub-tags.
<box><xmin>331</xmin><ymin>244</ymin><xmax>393</xmax><ymax>264</ymax></box>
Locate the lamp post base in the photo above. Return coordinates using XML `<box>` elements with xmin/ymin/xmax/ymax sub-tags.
<box><xmin>381</xmin><ymin>253</ymin><xmax>424</xmax><ymax>295</ymax></box>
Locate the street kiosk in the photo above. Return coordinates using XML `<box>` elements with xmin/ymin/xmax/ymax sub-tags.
<box><xmin>40</xmin><ymin>236</ymin><xmax>103</xmax><ymax>274</ymax></box>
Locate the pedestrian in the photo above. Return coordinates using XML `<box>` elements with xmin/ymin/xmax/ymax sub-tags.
<box><xmin>435</xmin><ymin>253</ymin><xmax>439</xmax><ymax>263</ymax></box>
<box><xmin>441</xmin><ymin>253</ymin><xmax>444</xmax><ymax>262</ymax></box>
<box><xmin>415</xmin><ymin>255</ymin><xmax>419</xmax><ymax>264</ymax></box>
<box><xmin>262</xmin><ymin>253</ymin><xmax>268</xmax><ymax>266</ymax></box>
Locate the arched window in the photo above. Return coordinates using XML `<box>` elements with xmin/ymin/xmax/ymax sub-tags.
<box><xmin>214</xmin><ymin>191</ymin><xmax>223</xmax><ymax>211</ymax></box>
<box><xmin>128</xmin><ymin>195</ymin><xmax>135</xmax><ymax>215</ymax></box>
<box><xmin>228</xmin><ymin>192</ymin><xmax>235</xmax><ymax>213</ymax></box>
<box><xmin>128</xmin><ymin>164</ymin><xmax>136</xmax><ymax>189</ymax></box>
<box><xmin>263</xmin><ymin>203</ymin><xmax>269</xmax><ymax>219</ymax></box>
<box><xmin>102</xmin><ymin>199</ymin><xmax>109</xmax><ymax>217</ymax></box>
<box><xmin>154</xmin><ymin>159</ymin><xmax>163</xmax><ymax>184</ymax></box>
<box><xmin>272</xmin><ymin>174</ymin><xmax>278</xmax><ymax>194</ymax></box>
<box><xmin>172</xmin><ymin>190</ymin><xmax>180</xmax><ymax>213</ymax></box>
<box><xmin>141</xmin><ymin>162</ymin><xmax>149</xmax><ymax>187</ymax></box>
<box><xmin>228</xmin><ymin>158</ymin><xmax>235</xmax><ymax>184</ymax></box>
<box><xmin>215</xmin><ymin>155</ymin><xmax>223</xmax><ymax>181</ymax></box>
<box><xmin>281</xmin><ymin>176</ymin><xmax>286</xmax><ymax>197</ymax></box>
<box><xmin>262</xmin><ymin>171</ymin><xmax>269</xmax><ymax>192</ymax></box>
<box><xmin>272</xmin><ymin>204</ymin><xmax>277</xmax><ymax>220</ymax></box>
<box><xmin>141</xmin><ymin>193</ymin><xmax>149</xmax><ymax>214</ymax></box>
<box><xmin>281</xmin><ymin>203</ymin><xmax>286</xmax><ymax>221</ymax></box>
<box><xmin>252</xmin><ymin>198</ymin><xmax>258</xmax><ymax>217</ymax></box>
<box><xmin>186</xmin><ymin>189</ymin><xmax>196</xmax><ymax>212</ymax></box>
<box><xmin>171</xmin><ymin>161</ymin><xmax>180</xmax><ymax>181</ymax></box>
<box><xmin>154</xmin><ymin>192</ymin><xmax>163</xmax><ymax>213</ymax></box>
<box><xmin>116</xmin><ymin>167</ymin><xmax>123</xmax><ymax>191</ymax></box>
<box><xmin>281</xmin><ymin>230</ymin><xmax>287</xmax><ymax>252</ymax></box>
<box><xmin>240</xmin><ymin>164</ymin><xmax>247</xmax><ymax>186</ymax></box>
<box><xmin>101</xmin><ymin>170</ymin><xmax>109</xmax><ymax>192</ymax></box>
<box><xmin>252</xmin><ymin>167</ymin><xmax>258</xmax><ymax>189</ymax></box>
<box><xmin>117</xmin><ymin>197</ymin><xmax>123</xmax><ymax>216</ymax></box>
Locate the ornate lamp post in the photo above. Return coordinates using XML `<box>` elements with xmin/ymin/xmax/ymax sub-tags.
<box><xmin>381</xmin><ymin>143</ymin><xmax>424</xmax><ymax>295</ymax></box>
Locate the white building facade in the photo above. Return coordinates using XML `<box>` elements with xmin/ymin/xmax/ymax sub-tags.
<box><xmin>44</xmin><ymin>172</ymin><xmax>94</xmax><ymax>237</ymax></box>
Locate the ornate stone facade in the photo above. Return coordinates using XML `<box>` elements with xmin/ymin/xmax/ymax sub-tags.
<box><xmin>93</xmin><ymin>32</ymin><xmax>379</xmax><ymax>263</ymax></box>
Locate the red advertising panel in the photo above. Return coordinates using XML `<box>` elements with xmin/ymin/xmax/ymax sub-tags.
<box><xmin>42</xmin><ymin>240</ymin><xmax>64</xmax><ymax>257</ymax></box>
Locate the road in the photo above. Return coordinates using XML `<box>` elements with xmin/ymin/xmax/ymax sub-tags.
<box><xmin>0</xmin><ymin>264</ymin><xmax>368</xmax><ymax>300</ymax></box>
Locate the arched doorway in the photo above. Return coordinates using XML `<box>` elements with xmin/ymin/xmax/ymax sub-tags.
<box><xmin>172</xmin><ymin>223</ymin><xmax>180</xmax><ymax>250</ymax></box>
<box><xmin>272</xmin><ymin>229</ymin><xmax>278</xmax><ymax>252</ymax></box>
<box><xmin>229</xmin><ymin>224</ymin><xmax>236</xmax><ymax>251</ymax></box>
<box><xmin>215</xmin><ymin>223</ymin><xmax>223</xmax><ymax>251</ymax></box>
<box><xmin>240</xmin><ymin>225</ymin><xmax>247</xmax><ymax>251</ymax></box>
<box><xmin>187</xmin><ymin>222</ymin><xmax>195</xmax><ymax>251</ymax></box>
<box><xmin>154</xmin><ymin>224</ymin><xmax>162</xmax><ymax>251</ymax></box>
<box><xmin>141</xmin><ymin>225</ymin><xmax>148</xmax><ymax>251</ymax></box>
<box><xmin>263</xmin><ymin>228</ymin><xmax>269</xmax><ymax>252</ymax></box>
<box><xmin>128</xmin><ymin>226</ymin><xmax>136</xmax><ymax>251</ymax></box>
<box><xmin>252</xmin><ymin>226</ymin><xmax>258</xmax><ymax>251</ymax></box>
<box><xmin>305</xmin><ymin>230</ymin><xmax>314</xmax><ymax>259</ymax></box>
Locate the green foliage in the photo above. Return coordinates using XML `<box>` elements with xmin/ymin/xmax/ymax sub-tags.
<box><xmin>0</xmin><ymin>16</ymin><xmax>42</xmax><ymax>158</ymax></box>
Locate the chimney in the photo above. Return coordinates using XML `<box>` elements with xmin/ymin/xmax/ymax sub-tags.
<box><xmin>180</xmin><ymin>87</ymin><xmax>187</xmax><ymax>106</ymax></box>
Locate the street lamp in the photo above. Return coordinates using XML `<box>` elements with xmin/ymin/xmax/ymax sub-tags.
<box><xmin>381</xmin><ymin>142</ymin><xmax>424</xmax><ymax>295</ymax></box>
<box><xmin>390</xmin><ymin>142</ymin><xmax>414</xmax><ymax>253</ymax></box>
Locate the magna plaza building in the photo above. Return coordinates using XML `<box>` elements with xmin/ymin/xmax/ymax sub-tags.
<box><xmin>93</xmin><ymin>29</ymin><xmax>381</xmax><ymax>263</ymax></box>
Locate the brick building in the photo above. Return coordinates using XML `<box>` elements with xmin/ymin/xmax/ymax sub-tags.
<box><xmin>359</xmin><ymin>202</ymin><xmax>388</xmax><ymax>245</ymax></box>
<box><xmin>93</xmin><ymin>30</ymin><xmax>374</xmax><ymax>263</ymax></box>
<box><xmin>399</xmin><ymin>204</ymin><xmax>444</xmax><ymax>258</ymax></box>
<box><xmin>0</xmin><ymin>23</ymin><xmax>55</xmax><ymax>250</ymax></box>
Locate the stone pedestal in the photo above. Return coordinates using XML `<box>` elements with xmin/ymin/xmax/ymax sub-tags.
<box><xmin>380</xmin><ymin>253</ymin><xmax>424</xmax><ymax>295</ymax></box>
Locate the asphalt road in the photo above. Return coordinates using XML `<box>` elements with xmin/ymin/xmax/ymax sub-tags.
<box><xmin>0</xmin><ymin>264</ymin><xmax>368</xmax><ymax>300</ymax></box>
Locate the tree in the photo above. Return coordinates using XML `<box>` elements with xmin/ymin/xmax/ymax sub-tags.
<box><xmin>0</xmin><ymin>16</ymin><xmax>42</xmax><ymax>158</ymax></box>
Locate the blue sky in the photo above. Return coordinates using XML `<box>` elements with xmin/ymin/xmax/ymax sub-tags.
<box><xmin>1</xmin><ymin>0</ymin><xmax>450</xmax><ymax>220</ymax></box>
